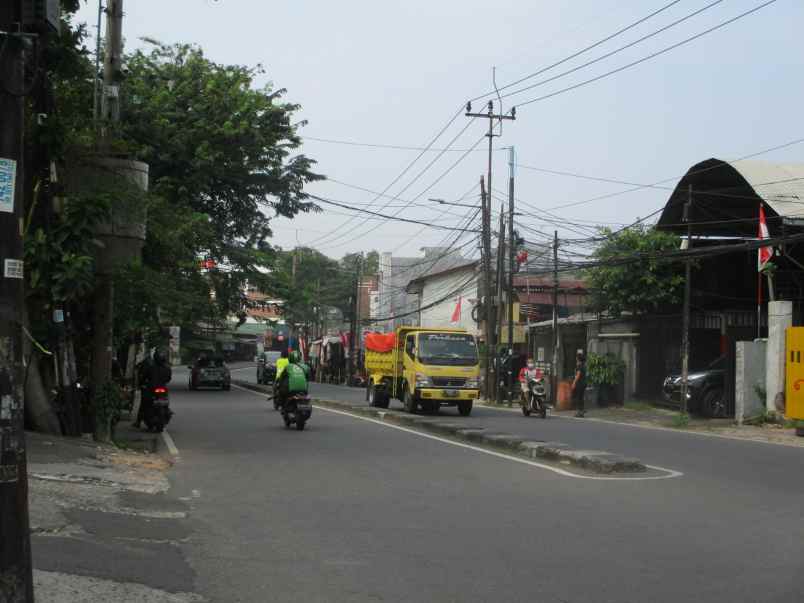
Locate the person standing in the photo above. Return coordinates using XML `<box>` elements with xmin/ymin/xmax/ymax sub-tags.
<box><xmin>572</xmin><ymin>351</ymin><xmax>587</xmax><ymax>418</ymax></box>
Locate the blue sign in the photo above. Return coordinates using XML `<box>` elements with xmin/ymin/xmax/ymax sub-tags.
<box><xmin>0</xmin><ymin>158</ymin><xmax>16</xmax><ymax>214</ymax></box>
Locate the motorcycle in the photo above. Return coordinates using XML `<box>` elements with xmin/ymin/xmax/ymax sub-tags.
<box><xmin>521</xmin><ymin>376</ymin><xmax>548</xmax><ymax>419</ymax></box>
<box><xmin>280</xmin><ymin>392</ymin><xmax>312</xmax><ymax>431</ymax></box>
<box><xmin>144</xmin><ymin>385</ymin><xmax>173</xmax><ymax>432</ymax></box>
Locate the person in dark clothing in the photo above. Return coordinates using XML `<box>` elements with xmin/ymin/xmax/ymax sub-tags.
<box><xmin>572</xmin><ymin>351</ymin><xmax>587</xmax><ymax>417</ymax></box>
<box><xmin>134</xmin><ymin>349</ymin><xmax>172</xmax><ymax>428</ymax></box>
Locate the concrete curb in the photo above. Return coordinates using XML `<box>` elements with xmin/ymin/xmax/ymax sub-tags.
<box><xmin>232</xmin><ymin>380</ymin><xmax>646</xmax><ymax>474</ymax></box>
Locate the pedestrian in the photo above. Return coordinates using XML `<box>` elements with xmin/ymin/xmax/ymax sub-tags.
<box><xmin>572</xmin><ymin>350</ymin><xmax>587</xmax><ymax>418</ymax></box>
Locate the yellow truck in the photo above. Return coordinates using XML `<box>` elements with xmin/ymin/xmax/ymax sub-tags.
<box><xmin>364</xmin><ymin>327</ymin><xmax>480</xmax><ymax>416</ymax></box>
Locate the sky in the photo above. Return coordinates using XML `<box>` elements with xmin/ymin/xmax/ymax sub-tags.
<box><xmin>73</xmin><ymin>0</ymin><xmax>804</xmax><ymax>262</ymax></box>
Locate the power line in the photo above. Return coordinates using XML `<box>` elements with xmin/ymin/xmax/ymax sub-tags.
<box><xmin>302</xmin><ymin>135</ymin><xmax>506</xmax><ymax>153</ymax></box>
<box><xmin>498</xmin><ymin>0</ymin><xmax>725</xmax><ymax>102</ymax></box>
<box><xmin>469</xmin><ymin>0</ymin><xmax>684</xmax><ymax>103</ymax></box>
<box><xmin>512</xmin><ymin>0</ymin><xmax>779</xmax><ymax>109</ymax></box>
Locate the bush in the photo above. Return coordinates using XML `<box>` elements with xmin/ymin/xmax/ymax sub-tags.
<box><xmin>587</xmin><ymin>353</ymin><xmax>625</xmax><ymax>386</ymax></box>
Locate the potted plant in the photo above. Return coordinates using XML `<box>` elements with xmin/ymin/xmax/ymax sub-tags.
<box><xmin>587</xmin><ymin>352</ymin><xmax>625</xmax><ymax>407</ymax></box>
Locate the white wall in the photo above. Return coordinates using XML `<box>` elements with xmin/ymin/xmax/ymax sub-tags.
<box><xmin>418</xmin><ymin>268</ymin><xmax>479</xmax><ymax>334</ymax></box>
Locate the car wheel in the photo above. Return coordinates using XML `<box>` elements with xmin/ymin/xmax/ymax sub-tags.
<box><xmin>702</xmin><ymin>388</ymin><xmax>727</xmax><ymax>418</ymax></box>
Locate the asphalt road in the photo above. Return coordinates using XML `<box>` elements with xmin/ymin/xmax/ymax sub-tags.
<box><xmin>168</xmin><ymin>365</ymin><xmax>804</xmax><ymax>602</ymax></box>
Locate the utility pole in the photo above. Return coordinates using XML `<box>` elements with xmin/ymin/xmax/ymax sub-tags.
<box><xmin>467</xmin><ymin>101</ymin><xmax>515</xmax><ymax>402</ymax></box>
<box><xmin>494</xmin><ymin>207</ymin><xmax>506</xmax><ymax>403</ymax></box>
<box><xmin>355</xmin><ymin>259</ymin><xmax>363</xmax><ymax>383</ymax></box>
<box><xmin>506</xmin><ymin>147</ymin><xmax>516</xmax><ymax>405</ymax></box>
<box><xmin>90</xmin><ymin>1</ymin><xmax>124</xmax><ymax>440</ymax></box>
<box><xmin>0</xmin><ymin>1</ymin><xmax>34</xmax><ymax>599</ymax></box>
<box><xmin>479</xmin><ymin>177</ymin><xmax>493</xmax><ymax>401</ymax></box>
<box><xmin>680</xmin><ymin>185</ymin><xmax>693</xmax><ymax>416</ymax></box>
<box><xmin>551</xmin><ymin>231</ymin><xmax>559</xmax><ymax>406</ymax></box>
<box><xmin>347</xmin><ymin>257</ymin><xmax>361</xmax><ymax>386</ymax></box>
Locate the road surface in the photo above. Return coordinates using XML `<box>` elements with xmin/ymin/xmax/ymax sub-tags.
<box><xmin>162</xmin><ymin>364</ymin><xmax>804</xmax><ymax>602</ymax></box>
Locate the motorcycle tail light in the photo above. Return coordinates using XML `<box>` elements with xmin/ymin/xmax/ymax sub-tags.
<box><xmin>154</xmin><ymin>387</ymin><xmax>167</xmax><ymax>394</ymax></box>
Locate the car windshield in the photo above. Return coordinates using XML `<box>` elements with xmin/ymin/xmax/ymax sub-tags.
<box><xmin>417</xmin><ymin>333</ymin><xmax>477</xmax><ymax>366</ymax></box>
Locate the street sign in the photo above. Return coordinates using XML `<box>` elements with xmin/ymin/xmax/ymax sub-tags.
<box><xmin>0</xmin><ymin>158</ymin><xmax>16</xmax><ymax>213</ymax></box>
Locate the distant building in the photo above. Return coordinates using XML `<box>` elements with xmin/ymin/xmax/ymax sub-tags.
<box><xmin>405</xmin><ymin>262</ymin><xmax>479</xmax><ymax>334</ymax></box>
<box><xmin>377</xmin><ymin>247</ymin><xmax>468</xmax><ymax>331</ymax></box>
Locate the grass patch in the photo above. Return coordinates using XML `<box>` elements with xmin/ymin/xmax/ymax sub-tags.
<box><xmin>671</xmin><ymin>412</ymin><xmax>690</xmax><ymax>429</ymax></box>
<box><xmin>623</xmin><ymin>399</ymin><xmax>655</xmax><ymax>412</ymax></box>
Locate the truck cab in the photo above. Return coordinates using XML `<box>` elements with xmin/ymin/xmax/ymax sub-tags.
<box><xmin>366</xmin><ymin>327</ymin><xmax>480</xmax><ymax>416</ymax></box>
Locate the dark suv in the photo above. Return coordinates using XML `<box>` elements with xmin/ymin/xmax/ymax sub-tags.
<box><xmin>662</xmin><ymin>356</ymin><xmax>727</xmax><ymax>418</ymax></box>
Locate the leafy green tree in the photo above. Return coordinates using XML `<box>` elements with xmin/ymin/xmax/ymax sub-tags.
<box><xmin>117</xmin><ymin>41</ymin><xmax>323</xmax><ymax>330</ymax></box>
<box><xmin>584</xmin><ymin>225</ymin><xmax>684</xmax><ymax>317</ymax></box>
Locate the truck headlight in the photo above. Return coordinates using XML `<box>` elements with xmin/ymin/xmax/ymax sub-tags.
<box><xmin>465</xmin><ymin>378</ymin><xmax>479</xmax><ymax>388</ymax></box>
<box><xmin>415</xmin><ymin>372</ymin><xmax>431</xmax><ymax>388</ymax></box>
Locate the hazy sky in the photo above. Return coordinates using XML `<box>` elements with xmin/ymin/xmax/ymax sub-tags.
<box><xmin>73</xmin><ymin>0</ymin><xmax>804</xmax><ymax>260</ymax></box>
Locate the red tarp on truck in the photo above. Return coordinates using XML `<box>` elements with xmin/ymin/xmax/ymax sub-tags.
<box><xmin>364</xmin><ymin>332</ymin><xmax>396</xmax><ymax>353</ymax></box>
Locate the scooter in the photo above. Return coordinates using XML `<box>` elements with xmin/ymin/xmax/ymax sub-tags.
<box><xmin>144</xmin><ymin>386</ymin><xmax>173</xmax><ymax>432</ymax></box>
<box><xmin>521</xmin><ymin>377</ymin><xmax>548</xmax><ymax>419</ymax></box>
<box><xmin>280</xmin><ymin>392</ymin><xmax>312</xmax><ymax>431</ymax></box>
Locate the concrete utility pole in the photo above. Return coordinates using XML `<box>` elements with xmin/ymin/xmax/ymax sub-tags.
<box><xmin>494</xmin><ymin>207</ymin><xmax>506</xmax><ymax>403</ymax></box>
<box><xmin>479</xmin><ymin>177</ymin><xmax>493</xmax><ymax>400</ymax></box>
<box><xmin>506</xmin><ymin>147</ymin><xmax>516</xmax><ymax>405</ymax></box>
<box><xmin>680</xmin><ymin>185</ymin><xmax>693</xmax><ymax>415</ymax></box>
<box><xmin>0</xmin><ymin>2</ymin><xmax>34</xmax><ymax>599</ymax></box>
<box><xmin>348</xmin><ymin>257</ymin><xmax>361</xmax><ymax>385</ymax></box>
<box><xmin>551</xmin><ymin>231</ymin><xmax>559</xmax><ymax>406</ymax></box>
<box><xmin>466</xmin><ymin>101</ymin><xmax>514</xmax><ymax>401</ymax></box>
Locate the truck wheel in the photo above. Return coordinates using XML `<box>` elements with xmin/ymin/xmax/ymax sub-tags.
<box><xmin>367</xmin><ymin>383</ymin><xmax>376</xmax><ymax>406</ymax></box>
<box><xmin>458</xmin><ymin>400</ymin><xmax>473</xmax><ymax>416</ymax></box>
<box><xmin>404</xmin><ymin>389</ymin><xmax>417</xmax><ymax>414</ymax></box>
<box><xmin>376</xmin><ymin>390</ymin><xmax>390</xmax><ymax>409</ymax></box>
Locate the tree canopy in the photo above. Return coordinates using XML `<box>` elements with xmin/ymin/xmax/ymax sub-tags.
<box><xmin>584</xmin><ymin>225</ymin><xmax>684</xmax><ymax>317</ymax></box>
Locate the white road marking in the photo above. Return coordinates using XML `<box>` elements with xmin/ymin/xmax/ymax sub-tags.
<box><xmin>161</xmin><ymin>429</ymin><xmax>180</xmax><ymax>457</ymax></box>
<box><xmin>230</xmin><ymin>383</ymin><xmax>682</xmax><ymax>481</ymax></box>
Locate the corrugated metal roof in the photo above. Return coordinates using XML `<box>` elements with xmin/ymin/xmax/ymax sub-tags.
<box><xmin>726</xmin><ymin>159</ymin><xmax>804</xmax><ymax>216</ymax></box>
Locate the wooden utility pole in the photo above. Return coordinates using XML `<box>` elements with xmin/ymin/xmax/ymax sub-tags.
<box><xmin>680</xmin><ymin>185</ymin><xmax>693</xmax><ymax>415</ymax></box>
<box><xmin>0</xmin><ymin>2</ymin><xmax>34</xmax><ymax>599</ymax></box>
<box><xmin>551</xmin><ymin>231</ymin><xmax>559</xmax><ymax>406</ymax></box>
<box><xmin>506</xmin><ymin>146</ymin><xmax>516</xmax><ymax>405</ymax></box>
<box><xmin>466</xmin><ymin>101</ymin><xmax>515</xmax><ymax>401</ymax></box>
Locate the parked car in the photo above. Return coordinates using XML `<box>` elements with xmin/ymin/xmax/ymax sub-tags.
<box><xmin>189</xmin><ymin>355</ymin><xmax>231</xmax><ymax>391</ymax></box>
<box><xmin>662</xmin><ymin>356</ymin><xmax>727</xmax><ymax>417</ymax></box>
<box><xmin>257</xmin><ymin>351</ymin><xmax>282</xmax><ymax>384</ymax></box>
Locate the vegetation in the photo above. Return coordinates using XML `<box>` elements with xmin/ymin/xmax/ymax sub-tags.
<box><xmin>585</xmin><ymin>225</ymin><xmax>685</xmax><ymax>317</ymax></box>
<box><xmin>586</xmin><ymin>353</ymin><xmax>625</xmax><ymax>386</ymax></box>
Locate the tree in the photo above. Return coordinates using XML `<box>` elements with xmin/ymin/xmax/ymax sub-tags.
<box><xmin>584</xmin><ymin>225</ymin><xmax>684</xmax><ymax>317</ymax></box>
<box><xmin>118</xmin><ymin>41</ymin><xmax>324</xmax><ymax>327</ymax></box>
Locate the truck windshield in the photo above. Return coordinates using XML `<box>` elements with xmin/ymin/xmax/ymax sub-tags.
<box><xmin>418</xmin><ymin>333</ymin><xmax>477</xmax><ymax>366</ymax></box>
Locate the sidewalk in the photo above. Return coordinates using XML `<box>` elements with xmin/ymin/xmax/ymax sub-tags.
<box><xmin>478</xmin><ymin>399</ymin><xmax>804</xmax><ymax>448</ymax></box>
<box><xmin>26</xmin><ymin>430</ymin><xmax>203</xmax><ymax>602</ymax></box>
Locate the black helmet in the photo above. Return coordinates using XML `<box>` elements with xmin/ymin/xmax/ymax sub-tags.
<box><xmin>153</xmin><ymin>349</ymin><xmax>167</xmax><ymax>365</ymax></box>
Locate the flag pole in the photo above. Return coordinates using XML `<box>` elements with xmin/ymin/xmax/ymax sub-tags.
<box><xmin>757</xmin><ymin>269</ymin><xmax>762</xmax><ymax>339</ymax></box>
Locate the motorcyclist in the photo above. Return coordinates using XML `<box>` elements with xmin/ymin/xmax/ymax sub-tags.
<box><xmin>134</xmin><ymin>348</ymin><xmax>172</xmax><ymax>428</ymax></box>
<box><xmin>275</xmin><ymin>350</ymin><xmax>308</xmax><ymax>410</ymax></box>
<box><xmin>518</xmin><ymin>357</ymin><xmax>542</xmax><ymax>400</ymax></box>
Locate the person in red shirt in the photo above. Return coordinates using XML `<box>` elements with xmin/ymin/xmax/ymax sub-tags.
<box><xmin>518</xmin><ymin>358</ymin><xmax>542</xmax><ymax>398</ymax></box>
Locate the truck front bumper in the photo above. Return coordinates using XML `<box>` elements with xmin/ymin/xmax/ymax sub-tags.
<box><xmin>417</xmin><ymin>388</ymin><xmax>479</xmax><ymax>403</ymax></box>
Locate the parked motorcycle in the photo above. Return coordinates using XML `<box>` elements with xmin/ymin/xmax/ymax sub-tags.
<box><xmin>144</xmin><ymin>386</ymin><xmax>173</xmax><ymax>432</ymax></box>
<box><xmin>280</xmin><ymin>392</ymin><xmax>312</xmax><ymax>431</ymax></box>
<box><xmin>521</xmin><ymin>377</ymin><xmax>548</xmax><ymax>419</ymax></box>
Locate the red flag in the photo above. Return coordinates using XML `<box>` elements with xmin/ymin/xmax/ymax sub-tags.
<box><xmin>450</xmin><ymin>296</ymin><xmax>462</xmax><ymax>323</ymax></box>
<box><xmin>758</xmin><ymin>203</ymin><xmax>773</xmax><ymax>270</ymax></box>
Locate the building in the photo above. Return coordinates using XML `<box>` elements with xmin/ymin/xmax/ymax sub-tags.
<box><xmin>405</xmin><ymin>262</ymin><xmax>480</xmax><ymax>334</ymax></box>
<box><xmin>377</xmin><ymin>247</ymin><xmax>468</xmax><ymax>331</ymax></box>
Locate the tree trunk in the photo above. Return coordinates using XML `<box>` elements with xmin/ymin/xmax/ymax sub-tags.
<box><xmin>21</xmin><ymin>305</ymin><xmax>60</xmax><ymax>435</ymax></box>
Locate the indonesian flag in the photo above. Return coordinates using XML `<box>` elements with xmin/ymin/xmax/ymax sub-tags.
<box><xmin>450</xmin><ymin>296</ymin><xmax>462</xmax><ymax>324</ymax></box>
<box><xmin>758</xmin><ymin>203</ymin><xmax>773</xmax><ymax>270</ymax></box>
